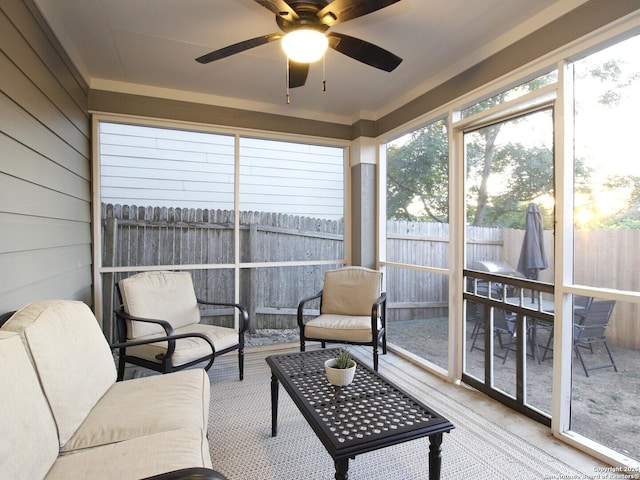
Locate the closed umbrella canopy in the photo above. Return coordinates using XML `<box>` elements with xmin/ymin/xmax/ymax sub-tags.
<box><xmin>517</xmin><ymin>202</ymin><xmax>549</xmax><ymax>280</ymax></box>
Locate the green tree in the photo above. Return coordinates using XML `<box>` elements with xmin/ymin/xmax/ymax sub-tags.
<box><xmin>386</xmin><ymin>119</ymin><xmax>448</xmax><ymax>222</ymax></box>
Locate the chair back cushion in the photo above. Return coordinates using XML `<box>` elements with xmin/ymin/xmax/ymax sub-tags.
<box><xmin>0</xmin><ymin>331</ymin><xmax>59</xmax><ymax>480</ymax></box>
<box><xmin>322</xmin><ymin>267</ymin><xmax>382</xmax><ymax>316</ymax></box>
<box><xmin>119</xmin><ymin>271</ymin><xmax>200</xmax><ymax>338</ymax></box>
<box><xmin>2</xmin><ymin>300</ymin><xmax>117</xmax><ymax>447</ymax></box>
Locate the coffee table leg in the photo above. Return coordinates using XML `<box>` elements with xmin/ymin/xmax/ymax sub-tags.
<box><xmin>428</xmin><ymin>432</ymin><xmax>443</xmax><ymax>480</ymax></box>
<box><xmin>334</xmin><ymin>458</ymin><xmax>349</xmax><ymax>480</ymax></box>
<box><xmin>271</xmin><ymin>373</ymin><xmax>279</xmax><ymax>437</ymax></box>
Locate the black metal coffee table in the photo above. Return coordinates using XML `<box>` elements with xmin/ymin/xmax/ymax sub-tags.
<box><xmin>266</xmin><ymin>349</ymin><xmax>454</xmax><ymax>480</ymax></box>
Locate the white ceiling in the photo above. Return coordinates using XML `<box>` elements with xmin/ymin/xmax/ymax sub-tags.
<box><xmin>34</xmin><ymin>0</ymin><xmax>588</xmax><ymax>124</ymax></box>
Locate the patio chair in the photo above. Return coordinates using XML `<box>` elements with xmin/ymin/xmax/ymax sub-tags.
<box><xmin>469</xmin><ymin>307</ymin><xmax>521</xmax><ymax>363</ymax></box>
<box><xmin>297</xmin><ymin>266</ymin><xmax>387</xmax><ymax>371</ymax></box>
<box><xmin>541</xmin><ymin>295</ymin><xmax>593</xmax><ymax>361</ymax></box>
<box><xmin>115</xmin><ymin>271</ymin><xmax>249</xmax><ymax>381</ymax></box>
<box><xmin>573</xmin><ymin>299</ymin><xmax>617</xmax><ymax>377</ymax></box>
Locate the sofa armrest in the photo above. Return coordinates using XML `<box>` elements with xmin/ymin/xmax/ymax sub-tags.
<box><xmin>141</xmin><ymin>467</ymin><xmax>228</xmax><ymax>480</ymax></box>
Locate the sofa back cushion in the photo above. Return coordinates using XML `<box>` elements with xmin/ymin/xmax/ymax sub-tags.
<box><xmin>0</xmin><ymin>331</ymin><xmax>58</xmax><ymax>479</ymax></box>
<box><xmin>322</xmin><ymin>267</ymin><xmax>382</xmax><ymax>316</ymax></box>
<box><xmin>118</xmin><ymin>271</ymin><xmax>201</xmax><ymax>339</ymax></box>
<box><xmin>2</xmin><ymin>300</ymin><xmax>117</xmax><ymax>447</ymax></box>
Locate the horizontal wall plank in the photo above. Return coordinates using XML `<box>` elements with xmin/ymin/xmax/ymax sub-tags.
<box><xmin>0</xmin><ymin>212</ymin><xmax>90</xmax><ymax>254</ymax></box>
<box><xmin>0</xmin><ymin>265</ymin><xmax>92</xmax><ymax>313</ymax></box>
<box><xmin>0</xmin><ymin>132</ymin><xmax>89</xmax><ymax>200</ymax></box>
<box><xmin>0</xmin><ymin>245</ymin><xmax>91</xmax><ymax>297</ymax></box>
<box><xmin>0</xmin><ymin>92</ymin><xmax>90</xmax><ymax>180</ymax></box>
<box><xmin>0</xmin><ymin>173</ymin><xmax>90</xmax><ymax>222</ymax></box>
<box><xmin>1</xmin><ymin>0</ymin><xmax>88</xmax><ymax>113</ymax></box>
<box><xmin>0</xmin><ymin>51</ymin><xmax>89</xmax><ymax>155</ymax></box>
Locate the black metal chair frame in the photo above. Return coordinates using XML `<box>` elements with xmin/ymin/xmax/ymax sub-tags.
<box><xmin>573</xmin><ymin>300</ymin><xmax>618</xmax><ymax>377</ymax></box>
<box><xmin>297</xmin><ymin>289</ymin><xmax>387</xmax><ymax>371</ymax></box>
<box><xmin>115</xmin><ymin>283</ymin><xmax>249</xmax><ymax>381</ymax></box>
<box><xmin>141</xmin><ymin>467</ymin><xmax>228</xmax><ymax>480</ymax></box>
<box><xmin>540</xmin><ymin>295</ymin><xmax>594</xmax><ymax>362</ymax></box>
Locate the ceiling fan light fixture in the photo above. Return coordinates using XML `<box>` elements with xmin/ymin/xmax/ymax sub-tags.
<box><xmin>281</xmin><ymin>29</ymin><xmax>328</xmax><ymax>63</ymax></box>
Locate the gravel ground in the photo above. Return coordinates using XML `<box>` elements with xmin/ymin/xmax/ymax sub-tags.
<box><xmin>245</xmin><ymin>328</ymin><xmax>299</xmax><ymax>346</ymax></box>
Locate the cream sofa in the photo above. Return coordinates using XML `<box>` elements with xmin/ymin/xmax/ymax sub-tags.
<box><xmin>0</xmin><ymin>300</ymin><xmax>226</xmax><ymax>480</ymax></box>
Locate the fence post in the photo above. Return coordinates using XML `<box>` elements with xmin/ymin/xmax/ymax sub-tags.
<box><xmin>248</xmin><ymin>222</ymin><xmax>258</xmax><ymax>333</ymax></box>
<box><xmin>102</xmin><ymin>217</ymin><xmax>118</xmax><ymax>342</ymax></box>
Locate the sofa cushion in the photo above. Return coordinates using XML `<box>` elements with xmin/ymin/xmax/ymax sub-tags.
<box><xmin>0</xmin><ymin>331</ymin><xmax>59</xmax><ymax>480</ymax></box>
<box><xmin>62</xmin><ymin>368</ymin><xmax>210</xmax><ymax>452</ymax></box>
<box><xmin>322</xmin><ymin>267</ymin><xmax>382</xmax><ymax>316</ymax></box>
<box><xmin>125</xmin><ymin>323</ymin><xmax>238</xmax><ymax>367</ymax></box>
<box><xmin>47</xmin><ymin>427</ymin><xmax>212</xmax><ymax>480</ymax></box>
<box><xmin>119</xmin><ymin>271</ymin><xmax>201</xmax><ymax>338</ymax></box>
<box><xmin>2</xmin><ymin>300</ymin><xmax>117</xmax><ymax>447</ymax></box>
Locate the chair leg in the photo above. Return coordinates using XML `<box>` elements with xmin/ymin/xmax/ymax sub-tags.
<box><xmin>381</xmin><ymin>330</ymin><xmax>387</xmax><ymax>355</ymax></box>
<box><xmin>238</xmin><ymin>349</ymin><xmax>244</xmax><ymax>381</ymax></box>
<box><xmin>469</xmin><ymin>319</ymin><xmax>482</xmax><ymax>352</ymax></box>
<box><xmin>541</xmin><ymin>330</ymin><xmax>553</xmax><ymax>361</ymax></box>
<box><xmin>117</xmin><ymin>349</ymin><xmax>126</xmax><ymax>381</ymax></box>
<box><xmin>373</xmin><ymin>347</ymin><xmax>379</xmax><ymax>372</ymax></box>
<box><xmin>603</xmin><ymin>341</ymin><xmax>618</xmax><ymax>373</ymax></box>
<box><xmin>574</xmin><ymin>343</ymin><xmax>590</xmax><ymax>377</ymax></box>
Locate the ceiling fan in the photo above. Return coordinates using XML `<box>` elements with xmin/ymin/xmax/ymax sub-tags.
<box><xmin>195</xmin><ymin>0</ymin><xmax>403</xmax><ymax>89</ymax></box>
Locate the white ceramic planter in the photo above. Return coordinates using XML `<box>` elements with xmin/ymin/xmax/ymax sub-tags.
<box><xmin>324</xmin><ymin>358</ymin><xmax>357</xmax><ymax>386</ymax></box>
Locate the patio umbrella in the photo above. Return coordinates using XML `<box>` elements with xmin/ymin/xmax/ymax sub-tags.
<box><xmin>517</xmin><ymin>202</ymin><xmax>549</xmax><ymax>281</ymax></box>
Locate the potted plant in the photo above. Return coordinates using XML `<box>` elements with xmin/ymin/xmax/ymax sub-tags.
<box><xmin>324</xmin><ymin>349</ymin><xmax>357</xmax><ymax>386</ymax></box>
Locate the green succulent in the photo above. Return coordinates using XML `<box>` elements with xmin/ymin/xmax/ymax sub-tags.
<box><xmin>334</xmin><ymin>349</ymin><xmax>353</xmax><ymax>369</ymax></box>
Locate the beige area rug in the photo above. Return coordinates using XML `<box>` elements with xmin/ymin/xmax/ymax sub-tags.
<box><xmin>206</xmin><ymin>347</ymin><xmax>587</xmax><ymax>480</ymax></box>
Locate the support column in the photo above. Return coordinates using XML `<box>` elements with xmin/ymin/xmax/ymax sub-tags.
<box><xmin>350</xmin><ymin>137</ymin><xmax>378</xmax><ymax>269</ymax></box>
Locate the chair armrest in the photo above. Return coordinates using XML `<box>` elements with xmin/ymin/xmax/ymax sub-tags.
<box><xmin>197</xmin><ymin>300</ymin><xmax>250</xmax><ymax>334</ymax></box>
<box><xmin>115</xmin><ymin>308</ymin><xmax>175</xmax><ymax>336</ymax></box>
<box><xmin>0</xmin><ymin>311</ymin><xmax>16</xmax><ymax>327</ymax></box>
<box><xmin>111</xmin><ymin>331</ymin><xmax>216</xmax><ymax>356</ymax></box>
<box><xmin>141</xmin><ymin>467</ymin><xmax>228</xmax><ymax>480</ymax></box>
<box><xmin>371</xmin><ymin>292</ymin><xmax>387</xmax><ymax>330</ymax></box>
<box><xmin>297</xmin><ymin>290</ymin><xmax>323</xmax><ymax>327</ymax></box>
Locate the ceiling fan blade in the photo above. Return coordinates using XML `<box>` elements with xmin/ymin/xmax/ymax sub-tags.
<box><xmin>318</xmin><ymin>0</ymin><xmax>401</xmax><ymax>27</ymax></box>
<box><xmin>196</xmin><ymin>33</ymin><xmax>283</xmax><ymax>64</ymax></box>
<box><xmin>288</xmin><ymin>60</ymin><xmax>309</xmax><ymax>88</ymax></box>
<box><xmin>327</xmin><ymin>32</ymin><xmax>402</xmax><ymax>72</ymax></box>
<box><xmin>253</xmin><ymin>0</ymin><xmax>299</xmax><ymax>21</ymax></box>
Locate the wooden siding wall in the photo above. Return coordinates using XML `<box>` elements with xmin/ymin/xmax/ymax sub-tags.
<box><xmin>0</xmin><ymin>0</ymin><xmax>91</xmax><ymax>312</ymax></box>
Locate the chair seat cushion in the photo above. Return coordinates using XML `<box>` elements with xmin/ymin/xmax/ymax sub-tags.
<box><xmin>304</xmin><ymin>314</ymin><xmax>382</xmax><ymax>343</ymax></box>
<box><xmin>126</xmin><ymin>323</ymin><xmax>239</xmax><ymax>367</ymax></box>
<box><xmin>47</xmin><ymin>427</ymin><xmax>212</xmax><ymax>480</ymax></box>
<box><xmin>61</xmin><ymin>368</ymin><xmax>210</xmax><ymax>452</ymax></box>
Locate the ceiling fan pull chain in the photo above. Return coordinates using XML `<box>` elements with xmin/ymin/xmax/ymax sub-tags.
<box><xmin>286</xmin><ymin>59</ymin><xmax>291</xmax><ymax>104</ymax></box>
<box><xmin>322</xmin><ymin>55</ymin><xmax>326</xmax><ymax>92</ymax></box>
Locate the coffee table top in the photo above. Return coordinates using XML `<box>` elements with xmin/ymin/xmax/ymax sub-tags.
<box><xmin>266</xmin><ymin>348</ymin><xmax>454</xmax><ymax>459</ymax></box>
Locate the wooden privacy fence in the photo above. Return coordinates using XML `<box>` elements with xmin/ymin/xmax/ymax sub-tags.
<box><xmin>101</xmin><ymin>204</ymin><xmax>639</xmax><ymax>349</ymax></box>
<box><xmin>100</xmin><ymin>204</ymin><xmax>343</xmax><ymax>341</ymax></box>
